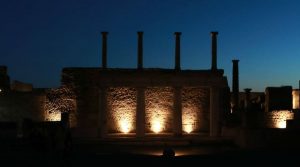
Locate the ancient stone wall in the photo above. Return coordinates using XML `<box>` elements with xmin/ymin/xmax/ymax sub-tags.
<box><xmin>182</xmin><ymin>87</ymin><xmax>210</xmax><ymax>133</ymax></box>
<box><xmin>264</xmin><ymin>111</ymin><xmax>294</xmax><ymax>128</ymax></box>
<box><xmin>44</xmin><ymin>86</ymin><xmax>77</xmax><ymax>127</ymax></box>
<box><xmin>145</xmin><ymin>87</ymin><xmax>173</xmax><ymax>133</ymax></box>
<box><xmin>107</xmin><ymin>87</ymin><xmax>136</xmax><ymax>133</ymax></box>
<box><xmin>0</xmin><ymin>90</ymin><xmax>45</xmax><ymax>122</ymax></box>
<box><xmin>61</xmin><ymin>68</ymin><xmax>230</xmax><ymax>137</ymax></box>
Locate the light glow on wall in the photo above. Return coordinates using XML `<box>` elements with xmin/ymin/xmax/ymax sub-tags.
<box><xmin>182</xmin><ymin>87</ymin><xmax>210</xmax><ymax>133</ymax></box>
<box><xmin>277</xmin><ymin>121</ymin><xmax>286</xmax><ymax>129</ymax></box>
<box><xmin>152</xmin><ymin>118</ymin><xmax>162</xmax><ymax>133</ymax></box>
<box><xmin>119</xmin><ymin>118</ymin><xmax>131</xmax><ymax>133</ymax></box>
<box><xmin>268</xmin><ymin>110</ymin><xmax>294</xmax><ymax>129</ymax></box>
<box><xmin>292</xmin><ymin>90</ymin><xmax>299</xmax><ymax>109</ymax></box>
<box><xmin>183</xmin><ymin>124</ymin><xmax>193</xmax><ymax>133</ymax></box>
<box><xmin>44</xmin><ymin>87</ymin><xmax>77</xmax><ymax>126</ymax></box>
<box><xmin>182</xmin><ymin>108</ymin><xmax>196</xmax><ymax>133</ymax></box>
<box><xmin>45</xmin><ymin>111</ymin><xmax>61</xmax><ymax>121</ymax></box>
<box><xmin>107</xmin><ymin>87</ymin><xmax>136</xmax><ymax>133</ymax></box>
<box><xmin>145</xmin><ymin>87</ymin><xmax>173</xmax><ymax>133</ymax></box>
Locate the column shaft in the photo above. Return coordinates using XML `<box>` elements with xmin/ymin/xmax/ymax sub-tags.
<box><xmin>174</xmin><ymin>32</ymin><xmax>181</xmax><ymax>70</ymax></box>
<box><xmin>101</xmin><ymin>32</ymin><xmax>108</xmax><ymax>68</ymax></box>
<box><xmin>137</xmin><ymin>32</ymin><xmax>143</xmax><ymax>69</ymax></box>
<box><xmin>136</xmin><ymin>87</ymin><xmax>145</xmax><ymax>137</ymax></box>
<box><xmin>99</xmin><ymin>87</ymin><xmax>108</xmax><ymax>138</ymax></box>
<box><xmin>173</xmin><ymin>87</ymin><xmax>182</xmax><ymax>136</ymax></box>
<box><xmin>211</xmin><ymin>32</ymin><xmax>218</xmax><ymax>71</ymax></box>
<box><xmin>232</xmin><ymin>60</ymin><xmax>239</xmax><ymax>110</ymax></box>
<box><xmin>210</xmin><ymin>87</ymin><xmax>220</xmax><ymax>137</ymax></box>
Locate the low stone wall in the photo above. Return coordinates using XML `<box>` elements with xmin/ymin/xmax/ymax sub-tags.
<box><xmin>0</xmin><ymin>90</ymin><xmax>45</xmax><ymax>122</ymax></box>
<box><xmin>263</xmin><ymin>111</ymin><xmax>294</xmax><ymax>128</ymax></box>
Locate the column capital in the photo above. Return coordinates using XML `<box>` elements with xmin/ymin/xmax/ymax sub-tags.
<box><xmin>210</xmin><ymin>31</ymin><xmax>218</xmax><ymax>36</ymax></box>
<box><xmin>173</xmin><ymin>86</ymin><xmax>182</xmax><ymax>89</ymax></box>
<box><xmin>232</xmin><ymin>59</ymin><xmax>239</xmax><ymax>63</ymax></box>
<box><xmin>244</xmin><ymin>88</ymin><xmax>252</xmax><ymax>92</ymax></box>
<box><xmin>101</xmin><ymin>31</ymin><xmax>108</xmax><ymax>35</ymax></box>
<box><xmin>174</xmin><ymin>32</ymin><xmax>182</xmax><ymax>36</ymax></box>
<box><xmin>137</xmin><ymin>31</ymin><xmax>144</xmax><ymax>35</ymax></box>
<box><xmin>136</xmin><ymin>86</ymin><xmax>146</xmax><ymax>89</ymax></box>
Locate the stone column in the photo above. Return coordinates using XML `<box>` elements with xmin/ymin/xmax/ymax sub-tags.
<box><xmin>136</xmin><ymin>87</ymin><xmax>145</xmax><ymax>137</ymax></box>
<box><xmin>61</xmin><ymin>112</ymin><xmax>69</xmax><ymax>129</ymax></box>
<box><xmin>211</xmin><ymin>32</ymin><xmax>218</xmax><ymax>71</ymax></box>
<box><xmin>137</xmin><ymin>31</ymin><xmax>143</xmax><ymax>70</ymax></box>
<box><xmin>101</xmin><ymin>32</ymin><xmax>108</xmax><ymax>69</ymax></box>
<box><xmin>210</xmin><ymin>87</ymin><xmax>220</xmax><ymax>137</ymax></box>
<box><xmin>173</xmin><ymin>86</ymin><xmax>182</xmax><ymax>136</ymax></box>
<box><xmin>244</xmin><ymin>88</ymin><xmax>252</xmax><ymax>111</ymax></box>
<box><xmin>174</xmin><ymin>32</ymin><xmax>181</xmax><ymax>71</ymax></box>
<box><xmin>0</xmin><ymin>66</ymin><xmax>10</xmax><ymax>92</ymax></box>
<box><xmin>232</xmin><ymin>59</ymin><xmax>239</xmax><ymax>110</ymax></box>
<box><xmin>99</xmin><ymin>87</ymin><xmax>108</xmax><ymax>138</ymax></box>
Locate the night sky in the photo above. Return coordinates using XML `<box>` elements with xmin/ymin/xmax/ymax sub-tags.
<box><xmin>1</xmin><ymin>0</ymin><xmax>300</xmax><ymax>92</ymax></box>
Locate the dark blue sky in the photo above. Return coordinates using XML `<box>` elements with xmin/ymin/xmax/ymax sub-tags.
<box><xmin>1</xmin><ymin>0</ymin><xmax>300</xmax><ymax>91</ymax></box>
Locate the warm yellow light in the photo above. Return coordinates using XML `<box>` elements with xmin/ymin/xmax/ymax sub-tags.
<box><xmin>184</xmin><ymin>124</ymin><xmax>193</xmax><ymax>133</ymax></box>
<box><xmin>277</xmin><ymin>121</ymin><xmax>286</xmax><ymax>129</ymax></box>
<box><xmin>152</xmin><ymin>120</ymin><xmax>162</xmax><ymax>133</ymax></box>
<box><xmin>45</xmin><ymin>112</ymin><xmax>61</xmax><ymax>121</ymax></box>
<box><xmin>270</xmin><ymin>110</ymin><xmax>293</xmax><ymax>129</ymax></box>
<box><xmin>120</xmin><ymin>119</ymin><xmax>131</xmax><ymax>133</ymax></box>
<box><xmin>182</xmin><ymin>107</ymin><xmax>196</xmax><ymax>134</ymax></box>
<box><xmin>292</xmin><ymin>90</ymin><xmax>299</xmax><ymax>109</ymax></box>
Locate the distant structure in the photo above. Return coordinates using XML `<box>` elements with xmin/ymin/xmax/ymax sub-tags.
<box><xmin>0</xmin><ymin>66</ymin><xmax>45</xmax><ymax>124</ymax></box>
<box><xmin>231</xmin><ymin>60</ymin><xmax>239</xmax><ymax>112</ymax></box>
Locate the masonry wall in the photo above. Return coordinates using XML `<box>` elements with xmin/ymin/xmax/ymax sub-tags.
<box><xmin>0</xmin><ymin>90</ymin><xmax>45</xmax><ymax>122</ymax></box>
<box><xmin>182</xmin><ymin>87</ymin><xmax>210</xmax><ymax>133</ymax></box>
<box><xmin>61</xmin><ymin>68</ymin><xmax>230</xmax><ymax>137</ymax></box>
<box><xmin>263</xmin><ymin>111</ymin><xmax>294</xmax><ymax>128</ymax></box>
<box><xmin>145</xmin><ymin>87</ymin><xmax>174</xmax><ymax>133</ymax></box>
<box><xmin>107</xmin><ymin>87</ymin><xmax>137</xmax><ymax>133</ymax></box>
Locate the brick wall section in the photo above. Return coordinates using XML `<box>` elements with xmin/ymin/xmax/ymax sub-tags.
<box><xmin>182</xmin><ymin>87</ymin><xmax>210</xmax><ymax>132</ymax></box>
<box><xmin>145</xmin><ymin>87</ymin><xmax>174</xmax><ymax>133</ymax></box>
<box><xmin>107</xmin><ymin>87</ymin><xmax>136</xmax><ymax>133</ymax></box>
<box><xmin>264</xmin><ymin>111</ymin><xmax>294</xmax><ymax>128</ymax></box>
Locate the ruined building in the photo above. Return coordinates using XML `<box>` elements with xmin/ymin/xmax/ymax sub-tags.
<box><xmin>62</xmin><ymin>32</ymin><xmax>230</xmax><ymax>138</ymax></box>
<box><xmin>2</xmin><ymin>31</ymin><xmax>300</xmax><ymax>142</ymax></box>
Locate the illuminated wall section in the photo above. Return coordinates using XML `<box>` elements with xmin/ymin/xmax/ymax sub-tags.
<box><xmin>265</xmin><ymin>110</ymin><xmax>294</xmax><ymax>128</ymax></box>
<box><xmin>45</xmin><ymin>111</ymin><xmax>61</xmax><ymax>121</ymax></box>
<box><xmin>44</xmin><ymin>87</ymin><xmax>77</xmax><ymax>127</ymax></box>
<box><xmin>145</xmin><ymin>87</ymin><xmax>173</xmax><ymax>133</ymax></box>
<box><xmin>182</xmin><ymin>87</ymin><xmax>210</xmax><ymax>133</ymax></box>
<box><xmin>107</xmin><ymin>87</ymin><xmax>137</xmax><ymax>133</ymax></box>
<box><xmin>292</xmin><ymin>90</ymin><xmax>299</xmax><ymax>109</ymax></box>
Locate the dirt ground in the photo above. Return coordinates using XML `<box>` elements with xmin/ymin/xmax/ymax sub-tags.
<box><xmin>1</xmin><ymin>138</ymin><xmax>299</xmax><ymax>166</ymax></box>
